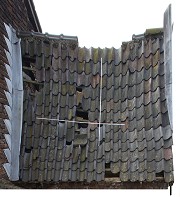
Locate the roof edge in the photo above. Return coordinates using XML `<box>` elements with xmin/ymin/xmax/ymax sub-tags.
<box><xmin>25</xmin><ymin>0</ymin><xmax>42</xmax><ymax>32</ymax></box>
<box><xmin>163</xmin><ymin>4</ymin><xmax>173</xmax><ymax>129</ymax></box>
<box><xmin>145</xmin><ymin>28</ymin><xmax>163</xmax><ymax>36</ymax></box>
<box><xmin>17</xmin><ymin>31</ymin><xmax>78</xmax><ymax>42</ymax></box>
<box><xmin>132</xmin><ymin>27</ymin><xmax>163</xmax><ymax>40</ymax></box>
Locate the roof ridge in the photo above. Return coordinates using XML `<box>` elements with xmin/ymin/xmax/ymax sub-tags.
<box><xmin>17</xmin><ymin>30</ymin><xmax>78</xmax><ymax>42</ymax></box>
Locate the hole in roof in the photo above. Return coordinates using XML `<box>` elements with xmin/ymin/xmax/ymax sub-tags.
<box><xmin>76</xmin><ymin>85</ymin><xmax>85</xmax><ymax>92</ymax></box>
<box><xmin>76</xmin><ymin>85</ymin><xmax>88</xmax><ymax>128</ymax></box>
<box><xmin>25</xmin><ymin>147</ymin><xmax>33</xmax><ymax>153</ymax></box>
<box><xmin>105</xmin><ymin>163</ymin><xmax>110</xmax><ymax>169</ymax></box>
<box><xmin>156</xmin><ymin>171</ymin><xmax>164</xmax><ymax>178</ymax></box>
<box><xmin>75</xmin><ymin>129</ymin><xmax>80</xmax><ymax>134</ymax></box>
<box><xmin>66</xmin><ymin>141</ymin><xmax>72</xmax><ymax>145</ymax></box>
<box><xmin>105</xmin><ymin>163</ymin><xmax>120</xmax><ymax>178</ymax></box>
<box><xmin>105</xmin><ymin>165</ymin><xmax>119</xmax><ymax>178</ymax></box>
<box><xmin>22</xmin><ymin>57</ymin><xmax>43</xmax><ymax>91</ymax></box>
<box><xmin>99</xmin><ymin>138</ymin><xmax>105</xmax><ymax>145</ymax></box>
<box><xmin>76</xmin><ymin>110</ymin><xmax>88</xmax><ymax>120</ymax></box>
<box><xmin>78</xmin><ymin>122</ymin><xmax>88</xmax><ymax>129</ymax></box>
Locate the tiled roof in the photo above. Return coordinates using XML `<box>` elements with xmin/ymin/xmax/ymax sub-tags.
<box><xmin>19</xmin><ymin>30</ymin><xmax>173</xmax><ymax>183</ymax></box>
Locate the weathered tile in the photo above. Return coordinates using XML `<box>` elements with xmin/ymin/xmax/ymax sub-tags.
<box><xmin>89</xmin><ymin>139</ymin><xmax>97</xmax><ymax>153</ymax></box>
<box><xmin>20</xmin><ymin>30</ymin><xmax>173</xmax><ymax>184</ymax></box>
<box><xmin>120</xmin><ymin>171</ymin><xmax>129</xmax><ymax>182</ymax></box>
<box><xmin>147</xmin><ymin>160</ymin><xmax>156</xmax><ymax>174</ymax></box>
<box><xmin>136</xmin><ymin>70</ymin><xmax>145</xmax><ymax>85</ymax></box>
<box><xmin>164</xmin><ymin>171</ymin><xmax>174</xmax><ymax>183</ymax></box>
<box><xmin>163</xmin><ymin>125</ymin><xmax>172</xmax><ymax>140</ymax></box>
<box><xmin>162</xmin><ymin>112</ymin><xmax>170</xmax><ymax>127</ymax></box>
<box><xmin>138</xmin><ymin>139</ymin><xmax>147</xmax><ymax>153</ymax></box>
<box><xmin>96</xmin><ymin>172</ymin><xmax>104</xmax><ymax>182</ymax></box>
<box><xmin>147</xmin><ymin>171</ymin><xmax>155</xmax><ymax>182</ymax></box>
<box><xmin>61</xmin><ymin>170</ymin><xmax>69</xmax><ymax>182</ymax></box>
<box><xmin>114</xmin><ymin>63</ymin><xmax>122</xmax><ymax>77</ymax></box>
<box><xmin>145</xmin><ymin>128</ymin><xmax>154</xmax><ymax>141</ymax></box>
<box><xmin>31</xmin><ymin>168</ymin><xmax>39</xmax><ymax>181</ymax></box>
<box><xmin>54</xmin><ymin>169</ymin><xmax>60</xmax><ymax>181</ymax></box>
<box><xmin>144</xmin><ymin>103</ymin><xmax>152</xmax><ymax>119</ymax></box>
<box><xmin>105</xmin><ymin>141</ymin><xmax>111</xmax><ymax>152</ymax></box>
<box><xmin>112</xmin><ymin>150</ymin><xmax>120</xmax><ymax>163</ymax></box>
<box><xmin>96</xmin><ymin>160</ymin><xmax>104</xmax><ymax>174</ymax></box>
<box><xmin>87</xmin><ymin>171</ymin><xmax>95</xmax><ymax>182</ymax></box>
<box><xmin>145</xmin><ymin>115</ymin><xmax>153</xmax><ymax>130</ymax></box>
<box><xmin>153</xmin><ymin>127</ymin><xmax>163</xmax><ymax>142</ymax></box>
<box><xmin>79</xmin><ymin>170</ymin><xmax>87</xmax><ymax>182</ymax></box>
<box><xmin>74</xmin><ymin>134</ymin><xmax>87</xmax><ymax>146</ymax></box>
<box><xmin>164</xmin><ymin>159</ymin><xmax>173</xmax><ymax>172</ymax></box>
<box><xmin>128</xmin><ymin>118</ymin><xmax>136</xmax><ymax>132</ymax></box>
<box><xmin>136</xmin><ymin>104</ymin><xmax>144</xmax><ymax>120</ymax></box>
<box><xmin>129</xmin><ymin>140</ymin><xmax>138</xmax><ymax>152</ymax></box>
<box><xmin>130</xmin><ymin>148</ymin><xmax>138</xmax><ymax>162</ymax></box>
<box><xmin>155</xmin><ymin>137</ymin><xmax>164</xmax><ymax>150</ymax></box>
<box><xmin>109</xmin><ymin>161</ymin><xmax>119</xmax><ymax>174</ymax></box>
<box><xmin>121</xmin><ymin>149</ymin><xmax>130</xmax><ymax>162</ymax></box>
<box><xmin>164</xmin><ymin>137</ymin><xmax>173</xmax><ymax>149</ymax></box>
<box><xmin>130</xmin><ymin>170</ymin><xmax>138</xmax><ymax>182</ymax></box>
<box><xmin>139</xmin><ymin>171</ymin><xmax>147</xmax><ymax>182</ymax></box>
<box><xmin>147</xmin><ymin>149</ymin><xmax>155</xmax><ymax>162</ymax></box>
<box><xmin>155</xmin><ymin>148</ymin><xmax>164</xmax><ymax>162</ymax></box>
<box><xmin>139</xmin><ymin>160</ymin><xmax>147</xmax><ymax>173</ymax></box>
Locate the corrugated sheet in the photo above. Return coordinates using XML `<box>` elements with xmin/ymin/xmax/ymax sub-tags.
<box><xmin>19</xmin><ymin>31</ymin><xmax>173</xmax><ymax>183</ymax></box>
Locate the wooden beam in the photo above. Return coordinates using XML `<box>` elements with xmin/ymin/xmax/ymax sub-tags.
<box><xmin>23</xmin><ymin>78</ymin><xmax>43</xmax><ymax>85</ymax></box>
<box><xmin>23</xmin><ymin>66</ymin><xmax>36</xmax><ymax>72</ymax></box>
<box><xmin>105</xmin><ymin>178</ymin><xmax>121</xmax><ymax>182</ymax></box>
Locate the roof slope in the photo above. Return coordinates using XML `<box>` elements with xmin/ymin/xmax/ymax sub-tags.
<box><xmin>19</xmin><ymin>30</ymin><xmax>173</xmax><ymax>184</ymax></box>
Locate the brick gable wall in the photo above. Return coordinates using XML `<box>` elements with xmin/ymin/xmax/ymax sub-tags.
<box><xmin>0</xmin><ymin>0</ymin><xmax>37</xmax><ymax>179</ymax></box>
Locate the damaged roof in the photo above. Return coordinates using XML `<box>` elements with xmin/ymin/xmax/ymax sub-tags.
<box><xmin>18</xmin><ymin>27</ymin><xmax>173</xmax><ymax>184</ymax></box>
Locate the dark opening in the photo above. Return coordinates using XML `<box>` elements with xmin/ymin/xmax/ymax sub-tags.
<box><xmin>25</xmin><ymin>147</ymin><xmax>33</xmax><ymax>153</ymax></box>
<box><xmin>76</xmin><ymin>109</ymin><xmax>88</xmax><ymax>128</ymax></box>
<box><xmin>105</xmin><ymin>163</ymin><xmax>110</xmax><ymax>168</ymax></box>
<box><xmin>75</xmin><ymin>130</ymin><xmax>80</xmax><ymax>134</ymax></box>
<box><xmin>76</xmin><ymin>85</ymin><xmax>88</xmax><ymax>128</ymax></box>
<box><xmin>105</xmin><ymin>163</ymin><xmax>119</xmax><ymax>178</ymax></box>
<box><xmin>78</xmin><ymin>123</ymin><xmax>88</xmax><ymax>129</ymax></box>
<box><xmin>100</xmin><ymin>123</ymin><xmax>103</xmax><ymax>127</ymax></box>
<box><xmin>76</xmin><ymin>85</ymin><xmax>84</xmax><ymax>92</ymax></box>
<box><xmin>66</xmin><ymin>141</ymin><xmax>72</xmax><ymax>145</ymax></box>
<box><xmin>156</xmin><ymin>171</ymin><xmax>164</xmax><ymax>178</ymax></box>
<box><xmin>22</xmin><ymin>61</ymin><xmax>36</xmax><ymax>81</ymax></box>
<box><xmin>22</xmin><ymin>57</ymin><xmax>42</xmax><ymax>91</ymax></box>
<box><xmin>76</xmin><ymin>110</ymin><xmax>88</xmax><ymax>120</ymax></box>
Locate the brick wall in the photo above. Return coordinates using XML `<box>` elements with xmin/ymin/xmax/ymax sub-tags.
<box><xmin>0</xmin><ymin>0</ymin><xmax>38</xmax><ymax>179</ymax></box>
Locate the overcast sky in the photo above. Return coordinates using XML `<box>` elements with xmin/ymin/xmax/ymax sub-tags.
<box><xmin>34</xmin><ymin>0</ymin><xmax>173</xmax><ymax>48</ymax></box>
<box><xmin>31</xmin><ymin>0</ymin><xmax>179</xmax><ymax>196</ymax></box>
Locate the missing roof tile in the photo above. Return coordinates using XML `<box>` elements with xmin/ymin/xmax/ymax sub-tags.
<box><xmin>25</xmin><ymin>147</ymin><xmax>33</xmax><ymax>153</ymax></box>
<box><xmin>105</xmin><ymin>163</ymin><xmax>119</xmax><ymax>178</ymax></box>
<box><xmin>76</xmin><ymin>110</ymin><xmax>88</xmax><ymax>121</ymax></box>
<box><xmin>76</xmin><ymin>85</ymin><xmax>85</xmax><ymax>92</ymax></box>
<box><xmin>66</xmin><ymin>141</ymin><xmax>72</xmax><ymax>145</ymax></box>
<box><xmin>156</xmin><ymin>171</ymin><xmax>164</xmax><ymax>178</ymax></box>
